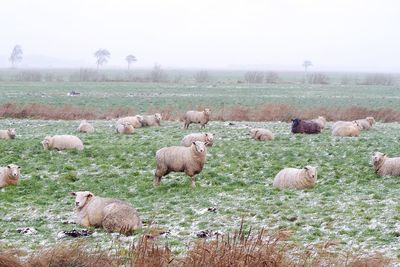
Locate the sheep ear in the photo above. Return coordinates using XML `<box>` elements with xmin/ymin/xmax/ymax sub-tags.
<box><xmin>383</xmin><ymin>153</ymin><xmax>386</xmax><ymax>156</ymax></box>
<box><xmin>7</xmin><ymin>165</ymin><xmax>11</xmax><ymax>168</ymax></box>
<box><xmin>205</xmin><ymin>133</ymin><xmax>208</xmax><ymax>137</ymax></box>
<box><xmin>69</xmin><ymin>192</ymin><xmax>76</xmax><ymax>196</ymax></box>
<box><xmin>86</xmin><ymin>193</ymin><xmax>93</xmax><ymax>198</ymax></box>
<box><xmin>192</xmin><ymin>141</ymin><xmax>196</xmax><ymax>146</ymax></box>
<box><xmin>304</xmin><ymin>166</ymin><xmax>309</xmax><ymax>170</ymax></box>
<box><xmin>17</xmin><ymin>166</ymin><xmax>21</xmax><ymax>169</ymax></box>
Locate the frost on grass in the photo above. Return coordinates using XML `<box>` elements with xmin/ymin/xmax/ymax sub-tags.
<box><xmin>1</xmin><ymin>119</ymin><xmax>400</xmax><ymax>259</ymax></box>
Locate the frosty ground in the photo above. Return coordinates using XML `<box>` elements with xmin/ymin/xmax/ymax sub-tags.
<box><xmin>1</xmin><ymin>119</ymin><xmax>400</xmax><ymax>260</ymax></box>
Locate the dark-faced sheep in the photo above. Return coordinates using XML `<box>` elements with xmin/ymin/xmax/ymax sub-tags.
<box><xmin>183</xmin><ymin>108</ymin><xmax>211</xmax><ymax>129</ymax></box>
<box><xmin>291</xmin><ymin>118</ymin><xmax>321</xmax><ymax>134</ymax></box>
<box><xmin>155</xmin><ymin>141</ymin><xmax>207</xmax><ymax>187</ymax></box>
<box><xmin>69</xmin><ymin>191</ymin><xmax>142</xmax><ymax>235</ymax></box>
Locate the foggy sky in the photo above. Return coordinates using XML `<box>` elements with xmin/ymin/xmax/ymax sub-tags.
<box><xmin>0</xmin><ymin>0</ymin><xmax>399</xmax><ymax>72</ymax></box>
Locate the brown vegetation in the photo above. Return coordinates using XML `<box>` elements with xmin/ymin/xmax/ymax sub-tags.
<box><xmin>1</xmin><ymin>102</ymin><xmax>400</xmax><ymax>123</ymax></box>
<box><xmin>0</xmin><ymin>228</ymin><xmax>392</xmax><ymax>267</ymax></box>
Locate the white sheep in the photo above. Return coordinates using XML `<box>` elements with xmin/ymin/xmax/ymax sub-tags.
<box><xmin>249</xmin><ymin>128</ymin><xmax>274</xmax><ymax>141</ymax></box>
<box><xmin>77</xmin><ymin>120</ymin><xmax>95</xmax><ymax>133</ymax></box>
<box><xmin>332</xmin><ymin>120</ymin><xmax>361</xmax><ymax>130</ymax></box>
<box><xmin>181</xmin><ymin>133</ymin><xmax>214</xmax><ymax>147</ymax></box>
<box><xmin>372</xmin><ymin>152</ymin><xmax>400</xmax><ymax>176</ymax></box>
<box><xmin>332</xmin><ymin>124</ymin><xmax>360</xmax><ymax>137</ymax></box>
<box><xmin>116</xmin><ymin>116</ymin><xmax>143</xmax><ymax>128</ymax></box>
<box><xmin>42</xmin><ymin>135</ymin><xmax>84</xmax><ymax>150</ymax></box>
<box><xmin>141</xmin><ymin>113</ymin><xmax>162</xmax><ymax>127</ymax></box>
<box><xmin>183</xmin><ymin>108</ymin><xmax>211</xmax><ymax>129</ymax></box>
<box><xmin>0</xmin><ymin>128</ymin><xmax>16</xmax><ymax>140</ymax></box>
<box><xmin>69</xmin><ymin>191</ymin><xmax>142</xmax><ymax>235</ymax></box>
<box><xmin>0</xmin><ymin>164</ymin><xmax>21</xmax><ymax>188</ymax></box>
<box><xmin>312</xmin><ymin>116</ymin><xmax>327</xmax><ymax>129</ymax></box>
<box><xmin>155</xmin><ymin>141</ymin><xmax>207</xmax><ymax>187</ymax></box>
<box><xmin>356</xmin><ymin>116</ymin><xmax>376</xmax><ymax>130</ymax></box>
<box><xmin>273</xmin><ymin>166</ymin><xmax>317</xmax><ymax>189</ymax></box>
<box><xmin>116</xmin><ymin>122</ymin><xmax>135</xmax><ymax>134</ymax></box>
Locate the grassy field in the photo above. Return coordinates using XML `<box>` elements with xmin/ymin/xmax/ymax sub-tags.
<box><xmin>1</xmin><ymin>81</ymin><xmax>400</xmax><ymax>113</ymax></box>
<box><xmin>1</xmin><ymin>119</ymin><xmax>400</xmax><ymax>260</ymax></box>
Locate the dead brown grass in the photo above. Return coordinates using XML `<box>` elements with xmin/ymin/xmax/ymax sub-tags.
<box><xmin>1</xmin><ymin>102</ymin><xmax>400</xmax><ymax>123</ymax></box>
<box><xmin>0</xmin><ymin>227</ymin><xmax>393</xmax><ymax>267</ymax></box>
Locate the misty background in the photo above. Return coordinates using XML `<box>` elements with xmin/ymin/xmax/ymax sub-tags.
<box><xmin>0</xmin><ymin>0</ymin><xmax>399</xmax><ymax>72</ymax></box>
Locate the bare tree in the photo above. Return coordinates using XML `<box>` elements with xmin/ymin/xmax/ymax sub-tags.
<box><xmin>126</xmin><ymin>54</ymin><xmax>137</xmax><ymax>70</ymax></box>
<box><xmin>94</xmin><ymin>49</ymin><xmax>110</xmax><ymax>69</ymax></box>
<box><xmin>150</xmin><ymin>64</ymin><xmax>167</xmax><ymax>82</ymax></box>
<box><xmin>9</xmin><ymin>45</ymin><xmax>23</xmax><ymax>68</ymax></box>
<box><xmin>302</xmin><ymin>60</ymin><xmax>312</xmax><ymax>83</ymax></box>
<box><xmin>194</xmin><ymin>70</ymin><xmax>209</xmax><ymax>83</ymax></box>
<box><xmin>265</xmin><ymin>71</ymin><xmax>279</xmax><ymax>83</ymax></box>
<box><xmin>244</xmin><ymin>71</ymin><xmax>264</xmax><ymax>83</ymax></box>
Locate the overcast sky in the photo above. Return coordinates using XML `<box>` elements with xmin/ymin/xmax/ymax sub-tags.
<box><xmin>0</xmin><ymin>0</ymin><xmax>399</xmax><ymax>71</ymax></box>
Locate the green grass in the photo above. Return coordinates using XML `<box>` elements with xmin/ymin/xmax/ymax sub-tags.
<box><xmin>1</xmin><ymin>81</ymin><xmax>400</xmax><ymax>112</ymax></box>
<box><xmin>1</xmin><ymin>119</ymin><xmax>400</xmax><ymax>259</ymax></box>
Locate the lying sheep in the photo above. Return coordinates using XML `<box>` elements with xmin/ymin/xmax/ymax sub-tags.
<box><xmin>372</xmin><ymin>152</ymin><xmax>400</xmax><ymax>176</ymax></box>
<box><xmin>273</xmin><ymin>166</ymin><xmax>317</xmax><ymax>189</ymax></box>
<box><xmin>141</xmin><ymin>113</ymin><xmax>162</xmax><ymax>127</ymax></box>
<box><xmin>116</xmin><ymin>122</ymin><xmax>135</xmax><ymax>134</ymax></box>
<box><xmin>356</xmin><ymin>117</ymin><xmax>376</xmax><ymax>130</ymax></box>
<box><xmin>69</xmin><ymin>191</ymin><xmax>142</xmax><ymax>235</ymax></box>
<box><xmin>332</xmin><ymin>124</ymin><xmax>360</xmax><ymax>137</ymax></box>
<box><xmin>184</xmin><ymin>108</ymin><xmax>211</xmax><ymax>129</ymax></box>
<box><xmin>0</xmin><ymin>164</ymin><xmax>21</xmax><ymax>188</ymax></box>
<box><xmin>312</xmin><ymin>116</ymin><xmax>327</xmax><ymax>129</ymax></box>
<box><xmin>77</xmin><ymin>120</ymin><xmax>95</xmax><ymax>133</ymax></box>
<box><xmin>155</xmin><ymin>141</ymin><xmax>207</xmax><ymax>187</ymax></box>
<box><xmin>117</xmin><ymin>116</ymin><xmax>143</xmax><ymax>128</ymax></box>
<box><xmin>0</xmin><ymin>128</ymin><xmax>16</xmax><ymax>140</ymax></box>
<box><xmin>332</xmin><ymin>120</ymin><xmax>362</xmax><ymax>130</ymax></box>
<box><xmin>291</xmin><ymin>118</ymin><xmax>320</xmax><ymax>134</ymax></box>
<box><xmin>249</xmin><ymin>128</ymin><xmax>274</xmax><ymax>141</ymax></box>
<box><xmin>42</xmin><ymin>135</ymin><xmax>84</xmax><ymax>150</ymax></box>
<box><xmin>181</xmin><ymin>133</ymin><xmax>214</xmax><ymax>147</ymax></box>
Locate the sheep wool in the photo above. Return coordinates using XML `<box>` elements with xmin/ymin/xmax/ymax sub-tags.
<box><xmin>42</xmin><ymin>135</ymin><xmax>84</xmax><ymax>150</ymax></box>
<box><xmin>181</xmin><ymin>133</ymin><xmax>214</xmax><ymax>147</ymax></box>
<box><xmin>273</xmin><ymin>166</ymin><xmax>317</xmax><ymax>189</ymax></box>
<box><xmin>183</xmin><ymin>108</ymin><xmax>211</xmax><ymax>129</ymax></box>
<box><xmin>0</xmin><ymin>164</ymin><xmax>21</xmax><ymax>188</ymax></box>
<box><xmin>373</xmin><ymin>152</ymin><xmax>400</xmax><ymax>176</ymax></box>
<box><xmin>0</xmin><ymin>128</ymin><xmax>16</xmax><ymax>140</ymax></box>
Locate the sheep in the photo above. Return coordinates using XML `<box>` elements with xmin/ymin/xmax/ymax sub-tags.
<box><xmin>355</xmin><ymin>117</ymin><xmax>376</xmax><ymax>130</ymax></box>
<box><xmin>332</xmin><ymin>120</ymin><xmax>362</xmax><ymax>130</ymax></box>
<box><xmin>181</xmin><ymin>133</ymin><xmax>214</xmax><ymax>147</ymax></box>
<box><xmin>155</xmin><ymin>141</ymin><xmax>207</xmax><ymax>187</ymax></box>
<box><xmin>372</xmin><ymin>152</ymin><xmax>400</xmax><ymax>176</ymax></box>
<box><xmin>291</xmin><ymin>118</ymin><xmax>320</xmax><ymax>134</ymax></box>
<box><xmin>141</xmin><ymin>113</ymin><xmax>162</xmax><ymax>127</ymax></box>
<box><xmin>312</xmin><ymin>116</ymin><xmax>327</xmax><ymax>129</ymax></box>
<box><xmin>273</xmin><ymin>166</ymin><xmax>317</xmax><ymax>189</ymax></box>
<box><xmin>332</xmin><ymin>124</ymin><xmax>360</xmax><ymax>137</ymax></box>
<box><xmin>249</xmin><ymin>128</ymin><xmax>274</xmax><ymax>141</ymax></box>
<box><xmin>183</xmin><ymin>108</ymin><xmax>211</xmax><ymax>129</ymax></box>
<box><xmin>0</xmin><ymin>164</ymin><xmax>21</xmax><ymax>188</ymax></box>
<box><xmin>0</xmin><ymin>128</ymin><xmax>16</xmax><ymax>140</ymax></box>
<box><xmin>116</xmin><ymin>122</ymin><xmax>135</xmax><ymax>134</ymax></box>
<box><xmin>77</xmin><ymin>120</ymin><xmax>95</xmax><ymax>133</ymax></box>
<box><xmin>69</xmin><ymin>191</ymin><xmax>142</xmax><ymax>235</ymax></box>
<box><xmin>116</xmin><ymin>116</ymin><xmax>143</xmax><ymax>128</ymax></box>
<box><xmin>42</xmin><ymin>135</ymin><xmax>84</xmax><ymax>150</ymax></box>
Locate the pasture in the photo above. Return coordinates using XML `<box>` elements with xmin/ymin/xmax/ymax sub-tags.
<box><xmin>1</xmin><ymin>118</ymin><xmax>400</xmax><ymax>260</ymax></box>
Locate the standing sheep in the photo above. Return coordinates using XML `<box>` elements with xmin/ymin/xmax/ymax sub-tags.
<box><xmin>273</xmin><ymin>166</ymin><xmax>317</xmax><ymax>189</ymax></box>
<box><xmin>0</xmin><ymin>164</ymin><xmax>21</xmax><ymax>188</ymax></box>
<box><xmin>77</xmin><ymin>120</ymin><xmax>95</xmax><ymax>133</ymax></box>
<box><xmin>249</xmin><ymin>128</ymin><xmax>274</xmax><ymax>141</ymax></box>
<box><xmin>372</xmin><ymin>152</ymin><xmax>400</xmax><ymax>176</ymax></box>
<box><xmin>117</xmin><ymin>116</ymin><xmax>143</xmax><ymax>128</ymax></box>
<box><xmin>184</xmin><ymin>108</ymin><xmax>211</xmax><ymax>129</ymax></box>
<box><xmin>69</xmin><ymin>191</ymin><xmax>142</xmax><ymax>235</ymax></box>
<box><xmin>291</xmin><ymin>118</ymin><xmax>321</xmax><ymax>134</ymax></box>
<box><xmin>42</xmin><ymin>135</ymin><xmax>84</xmax><ymax>150</ymax></box>
<box><xmin>0</xmin><ymin>128</ymin><xmax>16</xmax><ymax>140</ymax></box>
<box><xmin>181</xmin><ymin>133</ymin><xmax>214</xmax><ymax>147</ymax></box>
<box><xmin>141</xmin><ymin>113</ymin><xmax>162</xmax><ymax>127</ymax></box>
<box><xmin>332</xmin><ymin>124</ymin><xmax>360</xmax><ymax>137</ymax></box>
<box><xmin>116</xmin><ymin>122</ymin><xmax>135</xmax><ymax>134</ymax></box>
<box><xmin>155</xmin><ymin>141</ymin><xmax>207</xmax><ymax>187</ymax></box>
<box><xmin>312</xmin><ymin>116</ymin><xmax>327</xmax><ymax>129</ymax></box>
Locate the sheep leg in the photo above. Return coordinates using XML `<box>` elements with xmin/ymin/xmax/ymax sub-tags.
<box><xmin>190</xmin><ymin>175</ymin><xmax>196</xmax><ymax>188</ymax></box>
